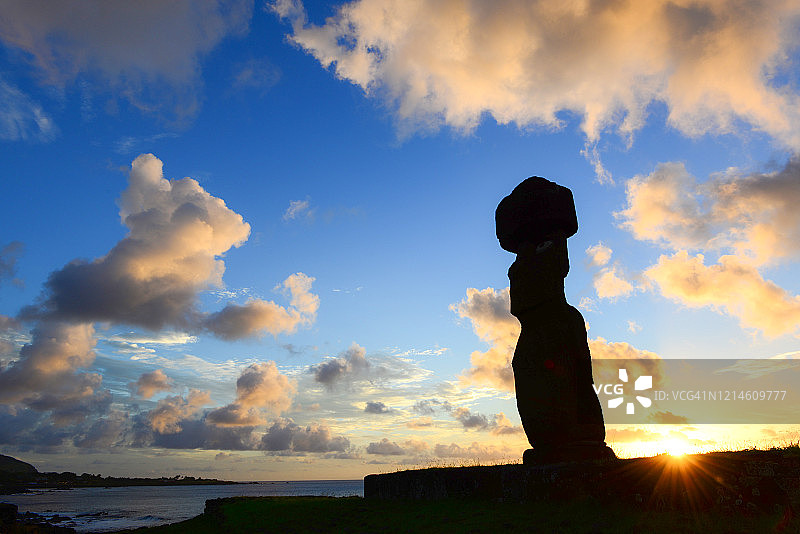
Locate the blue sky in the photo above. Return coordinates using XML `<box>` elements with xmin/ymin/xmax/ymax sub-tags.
<box><xmin>0</xmin><ymin>1</ymin><xmax>799</xmax><ymax>480</ymax></box>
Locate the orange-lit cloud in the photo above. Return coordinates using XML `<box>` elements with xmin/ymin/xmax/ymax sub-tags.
<box><xmin>645</xmin><ymin>251</ymin><xmax>800</xmax><ymax>337</ymax></box>
<box><xmin>451</xmin><ymin>287</ymin><xmax>517</xmax><ymax>392</ymax></box>
<box><xmin>588</xmin><ymin>337</ymin><xmax>660</xmax><ymax>360</ymax></box>
<box><xmin>433</xmin><ymin>441</ymin><xmax>515</xmax><ymax>461</ymax></box>
<box><xmin>588</xmin><ymin>336</ymin><xmax>664</xmax><ymax>388</ymax></box>
<box><xmin>619</xmin><ymin>159</ymin><xmax>800</xmax><ymax>337</ymax></box>
<box><xmin>131</xmin><ymin>369</ymin><xmax>173</xmax><ymax>399</ymax></box>
<box><xmin>617</xmin><ymin>162</ymin><xmax>711</xmax><ymax>249</ymax></box>
<box><xmin>585</xmin><ymin>243</ymin><xmax>636</xmax><ymax>300</ymax></box>
<box><xmin>490</xmin><ymin>412</ymin><xmax>524</xmax><ymax>436</ymax></box>
<box><xmin>0</xmin><ymin>321</ymin><xmax>103</xmax><ymax>420</ymax></box>
<box><xmin>148</xmin><ymin>389</ymin><xmax>211</xmax><ymax>434</ymax></box>
<box><xmin>453</xmin><ymin>287</ymin><xmax>659</xmax><ymax>391</ymax></box>
<box><xmin>204</xmin><ymin>273</ymin><xmax>319</xmax><ymax>339</ymax></box>
<box><xmin>206</xmin><ymin>362</ymin><xmax>296</xmax><ymax>427</ymax></box>
<box><xmin>406</xmin><ymin>416</ymin><xmax>433</xmax><ymax>429</ymax></box>
<box><xmin>586</xmin><ymin>242</ymin><xmax>612</xmax><ymax>267</ymax></box>
<box><xmin>276</xmin><ymin>0</ymin><xmax>800</xmax><ymax>155</ymax></box>
<box><xmin>594</xmin><ymin>266</ymin><xmax>635</xmax><ymax>300</ymax></box>
<box><xmin>24</xmin><ymin>154</ymin><xmax>317</xmax><ymax>340</ymax></box>
<box><xmin>2</xmin><ymin>153</ymin><xmax>317</xmax><ymax>439</ymax></box>
<box><xmin>619</xmin><ymin>159</ymin><xmax>800</xmax><ymax>266</ymax></box>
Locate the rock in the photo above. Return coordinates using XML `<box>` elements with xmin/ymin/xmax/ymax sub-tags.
<box><xmin>364</xmin><ymin>451</ymin><xmax>800</xmax><ymax>517</ymax></box>
<box><xmin>0</xmin><ymin>502</ymin><xmax>17</xmax><ymax>525</ymax></box>
<box><xmin>495</xmin><ymin>176</ymin><xmax>578</xmax><ymax>254</ymax></box>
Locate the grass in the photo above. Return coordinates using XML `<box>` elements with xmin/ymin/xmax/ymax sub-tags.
<box><xmin>118</xmin><ymin>444</ymin><xmax>800</xmax><ymax>533</ymax></box>
<box><xmin>120</xmin><ymin>495</ymin><xmax>794</xmax><ymax>534</ymax></box>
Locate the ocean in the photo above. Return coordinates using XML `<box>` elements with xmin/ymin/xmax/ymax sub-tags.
<box><xmin>0</xmin><ymin>480</ymin><xmax>364</xmax><ymax>532</ymax></box>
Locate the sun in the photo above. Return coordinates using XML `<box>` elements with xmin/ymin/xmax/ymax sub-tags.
<box><xmin>662</xmin><ymin>438</ymin><xmax>692</xmax><ymax>457</ymax></box>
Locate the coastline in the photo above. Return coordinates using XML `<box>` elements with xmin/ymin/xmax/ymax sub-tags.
<box><xmin>1</xmin><ymin>480</ymin><xmax>364</xmax><ymax>532</ymax></box>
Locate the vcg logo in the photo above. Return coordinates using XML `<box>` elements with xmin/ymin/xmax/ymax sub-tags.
<box><xmin>593</xmin><ymin>368</ymin><xmax>652</xmax><ymax>415</ymax></box>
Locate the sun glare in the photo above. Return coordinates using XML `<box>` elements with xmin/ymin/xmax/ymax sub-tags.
<box><xmin>663</xmin><ymin>439</ymin><xmax>691</xmax><ymax>457</ymax></box>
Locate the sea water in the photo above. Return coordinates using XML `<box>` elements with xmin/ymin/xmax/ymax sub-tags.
<box><xmin>0</xmin><ymin>480</ymin><xmax>363</xmax><ymax>532</ymax></box>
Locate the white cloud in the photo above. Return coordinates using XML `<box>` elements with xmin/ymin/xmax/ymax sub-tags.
<box><xmin>106</xmin><ymin>331</ymin><xmax>198</xmax><ymax>345</ymax></box>
<box><xmin>577</xmin><ymin>296</ymin><xmax>598</xmax><ymax>313</ymax></box>
<box><xmin>260</xmin><ymin>418</ymin><xmax>350</xmax><ymax>453</ymax></box>
<box><xmin>310</xmin><ymin>342</ymin><xmax>430</xmax><ymax>388</ymax></box>
<box><xmin>275</xmin><ymin>0</ymin><xmax>800</xmax><ymax>153</ymax></box>
<box><xmin>586</xmin><ymin>242</ymin><xmax>612</xmax><ymax>267</ymax></box>
<box><xmin>0</xmin><ymin>0</ymin><xmax>252</xmax><ymax>121</ymax></box>
<box><xmin>282</xmin><ymin>199</ymin><xmax>313</xmax><ymax>221</ymax></box>
<box><xmin>231</xmin><ymin>57</ymin><xmax>281</xmax><ymax>95</ymax></box>
<box><xmin>0</xmin><ymin>79</ymin><xmax>57</xmax><ymax>141</ymax></box>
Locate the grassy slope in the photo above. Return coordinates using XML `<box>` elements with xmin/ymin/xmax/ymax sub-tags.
<box><xmin>123</xmin><ymin>495</ymin><xmax>793</xmax><ymax>534</ymax></box>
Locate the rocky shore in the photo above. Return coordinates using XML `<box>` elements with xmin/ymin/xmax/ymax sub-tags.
<box><xmin>0</xmin><ymin>502</ymin><xmax>76</xmax><ymax>533</ymax></box>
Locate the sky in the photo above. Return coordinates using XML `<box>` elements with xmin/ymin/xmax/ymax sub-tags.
<box><xmin>0</xmin><ymin>0</ymin><xmax>799</xmax><ymax>481</ymax></box>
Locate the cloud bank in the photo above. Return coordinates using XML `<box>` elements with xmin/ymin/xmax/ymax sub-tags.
<box><xmin>618</xmin><ymin>159</ymin><xmax>800</xmax><ymax>337</ymax></box>
<box><xmin>23</xmin><ymin>153</ymin><xmax>317</xmax><ymax>339</ymax></box>
<box><xmin>275</xmin><ymin>0</ymin><xmax>800</xmax><ymax>153</ymax></box>
<box><xmin>452</xmin><ymin>286</ymin><xmax>659</xmax><ymax>391</ymax></box>
<box><xmin>0</xmin><ymin>0</ymin><xmax>253</xmax><ymax>121</ymax></box>
<box><xmin>2</xmin><ymin>153</ymin><xmax>318</xmax><ymax>442</ymax></box>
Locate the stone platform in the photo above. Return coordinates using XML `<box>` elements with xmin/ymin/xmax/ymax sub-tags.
<box><xmin>364</xmin><ymin>450</ymin><xmax>800</xmax><ymax>515</ymax></box>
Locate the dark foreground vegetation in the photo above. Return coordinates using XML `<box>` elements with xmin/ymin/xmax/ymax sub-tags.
<box><xmin>3</xmin><ymin>447</ymin><xmax>798</xmax><ymax>533</ymax></box>
<box><xmin>127</xmin><ymin>446</ymin><xmax>799</xmax><ymax>534</ymax></box>
<box><xmin>118</xmin><ymin>495</ymin><xmax>796</xmax><ymax>534</ymax></box>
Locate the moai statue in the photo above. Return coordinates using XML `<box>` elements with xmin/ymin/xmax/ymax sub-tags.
<box><xmin>496</xmin><ymin>177</ymin><xmax>615</xmax><ymax>464</ymax></box>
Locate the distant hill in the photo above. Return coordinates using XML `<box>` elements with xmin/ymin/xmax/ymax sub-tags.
<box><xmin>0</xmin><ymin>454</ymin><xmax>237</xmax><ymax>492</ymax></box>
<box><xmin>0</xmin><ymin>454</ymin><xmax>37</xmax><ymax>476</ymax></box>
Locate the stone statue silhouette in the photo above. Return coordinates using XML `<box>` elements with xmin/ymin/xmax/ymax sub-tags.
<box><xmin>496</xmin><ymin>177</ymin><xmax>615</xmax><ymax>464</ymax></box>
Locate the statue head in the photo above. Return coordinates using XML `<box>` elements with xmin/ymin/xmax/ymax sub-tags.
<box><xmin>495</xmin><ymin>176</ymin><xmax>578</xmax><ymax>254</ymax></box>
